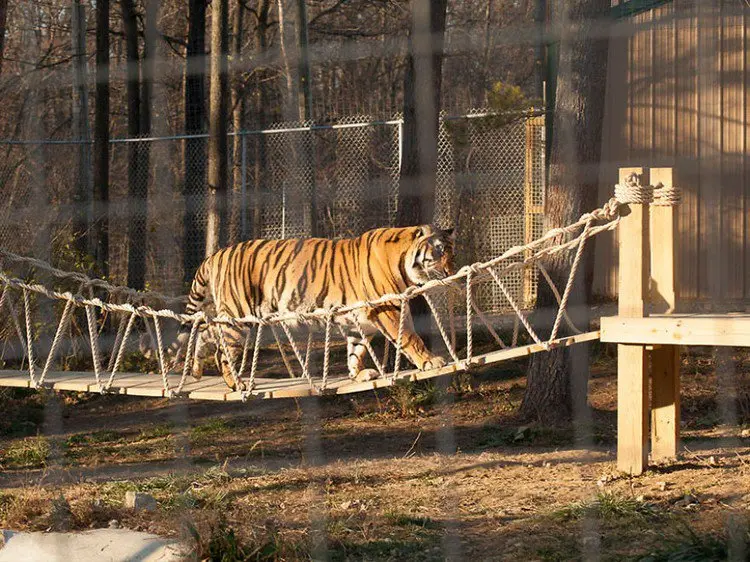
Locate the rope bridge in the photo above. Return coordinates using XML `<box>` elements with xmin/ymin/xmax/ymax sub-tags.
<box><xmin>0</xmin><ymin>176</ymin><xmax>675</xmax><ymax>402</ymax></box>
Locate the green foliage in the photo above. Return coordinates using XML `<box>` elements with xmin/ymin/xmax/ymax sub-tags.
<box><xmin>2</xmin><ymin>436</ymin><xmax>50</xmax><ymax>468</ymax></box>
<box><xmin>190</xmin><ymin>419</ymin><xmax>231</xmax><ymax>445</ymax></box>
<box><xmin>552</xmin><ymin>492</ymin><xmax>661</xmax><ymax>523</ymax></box>
<box><xmin>638</xmin><ymin>521</ymin><xmax>749</xmax><ymax>562</ymax></box>
<box><xmin>388</xmin><ymin>380</ymin><xmax>444</xmax><ymax>417</ymax></box>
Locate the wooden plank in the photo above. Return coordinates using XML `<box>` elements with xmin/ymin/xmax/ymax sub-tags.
<box><xmin>616</xmin><ymin>167</ymin><xmax>650</xmax><ymax>475</ymax></box>
<box><xmin>675</xmin><ymin>0</ymin><xmax>699</xmax><ymax>301</ymax></box>
<box><xmin>649</xmin><ymin>167</ymin><xmax>680</xmax><ymax>462</ymax></box>
<box><xmin>601</xmin><ymin>314</ymin><xmax>750</xmax><ymax>346</ymax></box>
<box><xmin>651</xmin><ymin>344</ymin><xmax>680</xmax><ymax>461</ymax></box>
<box><xmin>697</xmin><ymin>1</ymin><xmax>722</xmax><ymax>301</ymax></box>
<box><xmin>649</xmin><ymin>168</ymin><xmax>678</xmax><ymax>313</ymax></box>
<box><xmin>618</xmin><ymin>344</ymin><xmax>649</xmax><ymax>474</ymax></box>
<box><xmin>720</xmin><ymin>3</ymin><xmax>745</xmax><ymax>300</ymax></box>
<box><xmin>618</xmin><ymin>167</ymin><xmax>650</xmax><ymax>318</ymax></box>
<box><xmin>332</xmin><ymin>332</ymin><xmax>601</xmax><ymax>395</ymax></box>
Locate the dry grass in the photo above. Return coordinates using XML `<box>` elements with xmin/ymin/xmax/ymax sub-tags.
<box><xmin>0</xmin><ymin>349</ymin><xmax>748</xmax><ymax>560</ymax></box>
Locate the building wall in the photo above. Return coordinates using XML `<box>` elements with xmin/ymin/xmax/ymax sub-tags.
<box><xmin>595</xmin><ymin>0</ymin><xmax>749</xmax><ymax>307</ymax></box>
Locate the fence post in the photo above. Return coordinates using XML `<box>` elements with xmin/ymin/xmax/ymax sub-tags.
<box><xmin>649</xmin><ymin>167</ymin><xmax>680</xmax><ymax>462</ymax></box>
<box><xmin>616</xmin><ymin>167</ymin><xmax>651</xmax><ymax>475</ymax></box>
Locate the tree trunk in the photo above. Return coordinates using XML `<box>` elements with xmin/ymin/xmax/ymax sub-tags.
<box><xmin>276</xmin><ymin>0</ymin><xmax>298</xmax><ymax>120</ymax></box>
<box><xmin>183</xmin><ymin>0</ymin><xmax>207</xmax><ymax>283</ymax></box>
<box><xmin>122</xmin><ymin>0</ymin><xmax>148</xmax><ymax>290</ymax></box>
<box><xmin>396</xmin><ymin>0</ymin><xmax>448</xmax><ymax>227</ymax></box>
<box><xmin>519</xmin><ymin>0</ymin><xmax>609</xmax><ymax>424</ymax></box>
<box><xmin>252</xmin><ymin>0</ymin><xmax>271</xmax><ymax>239</ymax></box>
<box><xmin>93</xmin><ymin>0</ymin><xmax>110</xmax><ymax>276</ymax></box>
<box><xmin>0</xmin><ymin>0</ymin><xmax>6</xmax><ymax>76</ymax></box>
<box><xmin>206</xmin><ymin>0</ymin><xmax>229</xmax><ymax>256</ymax></box>
<box><xmin>71</xmin><ymin>0</ymin><xmax>92</xmax><ymax>258</ymax></box>
<box><xmin>396</xmin><ymin>0</ymin><xmax>448</xmax><ymax>343</ymax></box>
<box><xmin>229</xmin><ymin>0</ymin><xmax>245</xmax><ymax>245</ymax></box>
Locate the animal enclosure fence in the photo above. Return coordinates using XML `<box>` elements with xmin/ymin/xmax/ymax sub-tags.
<box><xmin>0</xmin><ymin>112</ymin><xmax>545</xmax><ymax>314</ymax></box>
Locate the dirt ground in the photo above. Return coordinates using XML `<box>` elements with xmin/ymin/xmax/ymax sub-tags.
<box><xmin>0</xmin><ymin>344</ymin><xmax>748</xmax><ymax>561</ymax></box>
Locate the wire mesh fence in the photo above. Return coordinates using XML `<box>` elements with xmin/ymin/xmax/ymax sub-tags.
<box><xmin>0</xmin><ymin>112</ymin><xmax>545</xmax><ymax>312</ymax></box>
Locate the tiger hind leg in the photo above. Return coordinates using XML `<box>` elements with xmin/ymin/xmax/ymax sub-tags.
<box><xmin>347</xmin><ymin>336</ymin><xmax>379</xmax><ymax>382</ymax></box>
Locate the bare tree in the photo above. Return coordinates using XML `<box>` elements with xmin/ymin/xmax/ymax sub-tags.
<box><xmin>122</xmin><ymin>0</ymin><xmax>148</xmax><ymax>289</ymax></box>
<box><xmin>229</xmin><ymin>0</ymin><xmax>245</xmax><ymax>245</ymax></box>
<box><xmin>396</xmin><ymin>0</ymin><xmax>449</xmax><ymax>345</ymax></box>
<box><xmin>93</xmin><ymin>0</ymin><xmax>110</xmax><ymax>276</ymax></box>
<box><xmin>71</xmin><ymin>0</ymin><xmax>92</xmax><ymax>258</ymax></box>
<box><xmin>252</xmin><ymin>0</ymin><xmax>271</xmax><ymax>239</ymax></box>
<box><xmin>206</xmin><ymin>0</ymin><xmax>229</xmax><ymax>256</ymax></box>
<box><xmin>519</xmin><ymin>0</ymin><xmax>609</xmax><ymax>423</ymax></box>
<box><xmin>396</xmin><ymin>0</ymin><xmax>448</xmax><ymax>227</ymax></box>
<box><xmin>184</xmin><ymin>0</ymin><xmax>207</xmax><ymax>283</ymax></box>
<box><xmin>0</xmin><ymin>0</ymin><xmax>6</xmax><ymax>77</ymax></box>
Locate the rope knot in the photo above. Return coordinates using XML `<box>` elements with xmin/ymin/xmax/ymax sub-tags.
<box><xmin>652</xmin><ymin>182</ymin><xmax>681</xmax><ymax>206</ymax></box>
<box><xmin>614</xmin><ymin>173</ymin><xmax>654</xmax><ymax>204</ymax></box>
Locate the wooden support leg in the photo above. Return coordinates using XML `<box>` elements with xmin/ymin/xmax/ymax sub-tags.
<box><xmin>617</xmin><ymin>344</ymin><xmax>649</xmax><ymax>475</ymax></box>
<box><xmin>650</xmin><ymin>345</ymin><xmax>680</xmax><ymax>461</ymax></box>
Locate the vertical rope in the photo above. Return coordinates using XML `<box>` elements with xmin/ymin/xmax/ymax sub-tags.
<box><xmin>84</xmin><ymin>304</ymin><xmax>104</xmax><ymax>391</ymax></box>
<box><xmin>107</xmin><ymin>313</ymin><xmax>130</xmax><ymax>372</ymax></box>
<box><xmin>106</xmin><ymin>311</ymin><xmax>138</xmax><ymax>390</ymax></box>
<box><xmin>354</xmin><ymin>316</ymin><xmax>385</xmax><ymax>376</ymax></box>
<box><xmin>152</xmin><ymin>315</ymin><xmax>173</xmax><ymax>395</ymax></box>
<box><xmin>216</xmin><ymin>324</ymin><xmax>244</xmax><ymax>390</ymax></box>
<box><xmin>238</xmin><ymin>326</ymin><xmax>254</xmax><ymax>383</ymax></box>
<box><xmin>22</xmin><ymin>289</ymin><xmax>37</xmax><ymax>384</ymax></box>
<box><xmin>322</xmin><ymin>313</ymin><xmax>332</xmax><ymax>390</ymax></box>
<box><xmin>279</xmin><ymin>321</ymin><xmax>310</xmax><ymax>380</ymax></box>
<box><xmin>487</xmin><ymin>267</ymin><xmax>542</xmax><ymax>345</ymax></box>
<box><xmin>465</xmin><ymin>271</ymin><xmax>473</xmax><ymax>364</ymax></box>
<box><xmin>537</xmin><ymin>263</ymin><xmax>583</xmax><ymax>335</ymax></box>
<box><xmin>175</xmin><ymin>318</ymin><xmax>202</xmax><ymax>395</ymax></box>
<box><xmin>391</xmin><ymin>297</ymin><xmax>408</xmax><ymax>380</ymax></box>
<box><xmin>271</xmin><ymin>324</ymin><xmax>297</xmax><ymax>378</ymax></box>
<box><xmin>39</xmin><ymin>299</ymin><xmax>75</xmax><ymax>386</ymax></box>
<box><xmin>303</xmin><ymin>326</ymin><xmax>313</xmax><ymax>383</ymax></box>
<box><xmin>248</xmin><ymin>323</ymin><xmax>264</xmax><ymax>393</ymax></box>
<box><xmin>422</xmin><ymin>292</ymin><xmax>460</xmax><ymax>364</ymax></box>
<box><xmin>549</xmin><ymin>220</ymin><xmax>591</xmax><ymax>342</ymax></box>
<box><xmin>471</xmin><ymin>301</ymin><xmax>506</xmax><ymax>349</ymax></box>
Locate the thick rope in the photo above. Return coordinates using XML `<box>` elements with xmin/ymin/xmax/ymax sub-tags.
<box><xmin>422</xmin><ymin>293</ymin><xmax>460</xmax><ymax>364</ymax></box>
<box><xmin>652</xmin><ymin>182</ymin><xmax>681</xmax><ymax>206</ymax></box>
<box><xmin>391</xmin><ymin>297</ymin><xmax>408</xmax><ymax>380</ymax></box>
<box><xmin>465</xmin><ymin>272</ymin><xmax>473</xmax><ymax>364</ymax></box>
<box><xmin>38</xmin><ymin>299</ymin><xmax>75</xmax><ymax>386</ymax></box>
<box><xmin>175</xmin><ymin>318</ymin><xmax>202</xmax><ymax>395</ymax></box>
<box><xmin>549</xmin><ymin>220</ymin><xmax>592</xmax><ymax>343</ymax></box>
<box><xmin>321</xmin><ymin>313</ymin><xmax>333</xmax><ymax>390</ymax></box>
<box><xmin>353</xmin><ymin>316</ymin><xmax>385</xmax><ymax>377</ymax></box>
<box><xmin>84</xmin><ymin>304</ymin><xmax>104</xmax><ymax>392</ymax></box>
<box><xmin>247</xmin><ymin>323</ymin><xmax>264</xmax><ymax>396</ymax></box>
<box><xmin>216</xmin><ymin>325</ymin><xmax>245</xmax><ymax>391</ymax></box>
<box><xmin>487</xmin><ymin>267</ymin><xmax>542</xmax><ymax>345</ymax></box>
<box><xmin>22</xmin><ymin>289</ymin><xmax>37</xmax><ymax>385</ymax></box>
<box><xmin>270</xmin><ymin>324</ymin><xmax>297</xmax><ymax>378</ymax></box>
<box><xmin>614</xmin><ymin>173</ymin><xmax>654</xmax><ymax>204</ymax></box>
<box><xmin>151</xmin><ymin>316</ymin><xmax>173</xmax><ymax>395</ymax></box>
<box><xmin>106</xmin><ymin>311</ymin><xmax>138</xmax><ymax>390</ymax></box>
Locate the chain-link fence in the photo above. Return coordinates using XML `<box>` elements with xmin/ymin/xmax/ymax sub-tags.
<box><xmin>0</xmin><ymin>112</ymin><xmax>544</xmax><ymax>311</ymax></box>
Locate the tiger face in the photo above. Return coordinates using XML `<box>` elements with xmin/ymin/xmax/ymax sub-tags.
<box><xmin>405</xmin><ymin>226</ymin><xmax>456</xmax><ymax>286</ymax></box>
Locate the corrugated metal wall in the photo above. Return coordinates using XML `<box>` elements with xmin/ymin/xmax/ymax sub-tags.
<box><xmin>595</xmin><ymin>0</ymin><xmax>749</xmax><ymax>307</ymax></box>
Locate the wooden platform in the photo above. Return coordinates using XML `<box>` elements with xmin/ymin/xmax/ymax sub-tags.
<box><xmin>600</xmin><ymin>313</ymin><xmax>750</xmax><ymax>347</ymax></box>
<box><xmin>0</xmin><ymin>332</ymin><xmax>600</xmax><ymax>401</ymax></box>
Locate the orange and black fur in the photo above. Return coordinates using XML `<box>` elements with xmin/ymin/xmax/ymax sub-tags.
<box><xmin>182</xmin><ymin>225</ymin><xmax>456</xmax><ymax>389</ymax></box>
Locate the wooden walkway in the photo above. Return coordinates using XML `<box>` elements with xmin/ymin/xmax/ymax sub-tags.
<box><xmin>0</xmin><ymin>332</ymin><xmax>600</xmax><ymax>401</ymax></box>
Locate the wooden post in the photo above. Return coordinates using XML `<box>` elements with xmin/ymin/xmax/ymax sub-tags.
<box><xmin>649</xmin><ymin>168</ymin><xmax>680</xmax><ymax>462</ymax></box>
<box><xmin>616</xmin><ymin>167</ymin><xmax>650</xmax><ymax>475</ymax></box>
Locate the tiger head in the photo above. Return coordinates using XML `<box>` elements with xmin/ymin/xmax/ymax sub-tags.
<box><xmin>405</xmin><ymin>226</ymin><xmax>456</xmax><ymax>285</ymax></box>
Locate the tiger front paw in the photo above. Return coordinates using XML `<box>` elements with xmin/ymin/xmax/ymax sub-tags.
<box><xmin>352</xmin><ymin>368</ymin><xmax>380</xmax><ymax>382</ymax></box>
<box><xmin>420</xmin><ymin>356</ymin><xmax>446</xmax><ymax>371</ymax></box>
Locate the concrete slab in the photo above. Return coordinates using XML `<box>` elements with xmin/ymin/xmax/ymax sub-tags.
<box><xmin>0</xmin><ymin>528</ymin><xmax>189</xmax><ymax>562</ymax></box>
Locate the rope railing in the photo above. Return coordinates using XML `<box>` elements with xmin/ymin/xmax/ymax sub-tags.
<box><xmin>0</xmin><ymin>178</ymin><xmax>674</xmax><ymax>398</ymax></box>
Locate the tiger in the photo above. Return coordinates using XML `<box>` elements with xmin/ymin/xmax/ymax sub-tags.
<box><xmin>172</xmin><ymin>225</ymin><xmax>456</xmax><ymax>390</ymax></box>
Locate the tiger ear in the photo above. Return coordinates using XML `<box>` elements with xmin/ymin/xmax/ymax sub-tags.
<box><xmin>442</xmin><ymin>228</ymin><xmax>456</xmax><ymax>242</ymax></box>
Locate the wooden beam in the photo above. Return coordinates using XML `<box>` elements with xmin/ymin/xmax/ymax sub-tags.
<box><xmin>616</xmin><ymin>167</ymin><xmax>650</xmax><ymax>475</ymax></box>
<box><xmin>648</xmin><ymin>167</ymin><xmax>680</xmax><ymax>462</ymax></box>
<box><xmin>601</xmin><ymin>314</ymin><xmax>750</xmax><ymax>347</ymax></box>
